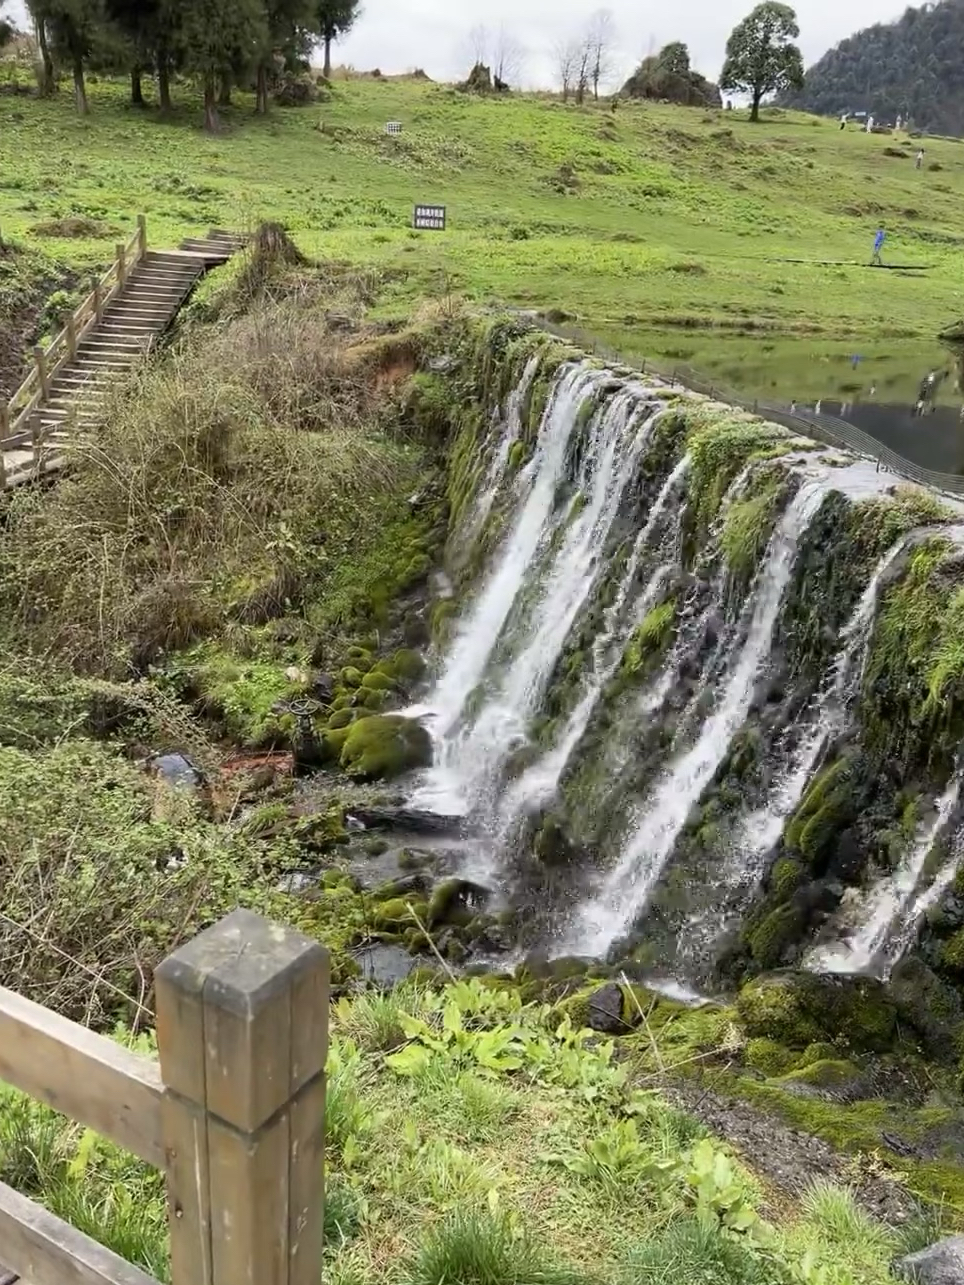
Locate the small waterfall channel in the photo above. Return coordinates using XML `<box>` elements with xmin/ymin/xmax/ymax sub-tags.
<box><xmin>407</xmin><ymin>354</ymin><xmax>964</xmax><ymax>979</ymax></box>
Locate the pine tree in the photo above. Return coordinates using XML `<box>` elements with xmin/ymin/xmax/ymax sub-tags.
<box><xmin>256</xmin><ymin>0</ymin><xmax>318</xmax><ymax>112</ymax></box>
<box><xmin>166</xmin><ymin>0</ymin><xmax>267</xmax><ymax>130</ymax></box>
<box><xmin>27</xmin><ymin>0</ymin><xmax>108</xmax><ymax>113</ymax></box>
<box><xmin>316</xmin><ymin>0</ymin><xmax>359</xmax><ymax>79</ymax></box>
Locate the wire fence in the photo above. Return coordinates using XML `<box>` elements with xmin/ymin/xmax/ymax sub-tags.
<box><xmin>545</xmin><ymin>322</ymin><xmax>964</xmax><ymax>498</ymax></box>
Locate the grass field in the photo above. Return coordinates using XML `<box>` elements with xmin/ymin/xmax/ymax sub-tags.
<box><xmin>2</xmin><ymin>73</ymin><xmax>964</xmax><ymax>403</ymax></box>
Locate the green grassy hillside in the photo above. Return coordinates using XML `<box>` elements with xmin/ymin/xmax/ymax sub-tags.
<box><xmin>1</xmin><ymin>75</ymin><xmax>963</xmax><ymax>364</ymax></box>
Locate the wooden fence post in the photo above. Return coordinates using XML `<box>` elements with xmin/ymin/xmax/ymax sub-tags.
<box><xmin>116</xmin><ymin>243</ymin><xmax>127</xmax><ymax>286</ymax></box>
<box><xmin>137</xmin><ymin>214</ymin><xmax>147</xmax><ymax>259</ymax></box>
<box><xmin>154</xmin><ymin>910</ymin><xmax>329</xmax><ymax>1285</ymax></box>
<box><xmin>93</xmin><ymin>282</ymin><xmax>103</xmax><ymax>321</ymax></box>
<box><xmin>33</xmin><ymin>347</ymin><xmax>49</xmax><ymax>402</ymax></box>
<box><xmin>66</xmin><ymin>315</ymin><xmax>77</xmax><ymax>362</ymax></box>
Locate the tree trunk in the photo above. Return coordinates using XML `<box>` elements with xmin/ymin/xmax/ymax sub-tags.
<box><xmin>255</xmin><ymin>62</ymin><xmax>268</xmax><ymax>114</ymax></box>
<box><xmin>36</xmin><ymin>19</ymin><xmax>55</xmax><ymax>97</ymax></box>
<box><xmin>218</xmin><ymin>73</ymin><xmax>232</xmax><ymax>107</ymax></box>
<box><xmin>750</xmin><ymin>88</ymin><xmax>762</xmax><ymax>122</ymax></box>
<box><xmin>131</xmin><ymin>65</ymin><xmax>145</xmax><ymax>106</ymax></box>
<box><xmin>72</xmin><ymin>56</ymin><xmax>89</xmax><ymax>115</ymax></box>
<box><xmin>203</xmin><ymin>74</ymin><xmax>219</xmax><ymax>132</ymax></box>
<box><xmin>157</xmin><ymin>56</ymin><xmax>172</xmax><ymax>113</ymax></box>
<box><xmin>323</xmin><ymin>35</ymin><xmax>332</xmax><ymax>79</ymax></box>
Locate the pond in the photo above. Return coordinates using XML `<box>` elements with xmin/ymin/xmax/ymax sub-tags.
<box><xmin>604</xmin><ymin>327</ymin><xmax>964</xmax><ymax>476</ymax></box>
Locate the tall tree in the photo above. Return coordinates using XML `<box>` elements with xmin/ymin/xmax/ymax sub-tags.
<box><xmin>27</xmin><ymin>0</ymin><xmax>107</xmax><ymax>113</ymax></box>
<box><xmin>585</xmin><ymin>8</ymin><xmax>614</xmax><ymax>100</ymax></box>
<box><xmin>720</xmin><ymin>1</ymin><xmax>803</xmax><ymax>122</ymax></box>
<box><xmin>316</xmin><ymin>0</ymin><xmax>359</xmax><ymax>79</ymax></box>
<box><xmin>256</xmin><ymin>0</ymin><xmax>318</xmax><ymax>112</ymax></box>
<box><xmin>167</xmin><ymin>0</ymin><xmax>266</xmax><ymax>131</ymax></box>
<box><xmin>0</xmin><ymin>2</ymin><xmax>14</xmax><ymax>49</ymax></box>
<box><xmin>104</xmin><ymin>0</ymin><xmax>159</xmax><ymax>105</ymax></box>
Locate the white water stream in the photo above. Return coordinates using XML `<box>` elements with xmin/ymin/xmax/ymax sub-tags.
<box><xmin>566</xmin><ymin>475</ymin><xmax>831</xmax><ymax>955</ymax></box>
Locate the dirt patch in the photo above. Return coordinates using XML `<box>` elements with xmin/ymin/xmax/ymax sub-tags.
<box><xmin>30</xmin><ymin>216</ymin><xmax>119</xmax><ymax>240</ymax></box>
<box><xmin>667</xmin><ymin>1081</ymin><xmax>921</xmax><ymax>1228</ymax></box>
<box><xmin>0</xmin><ymin>246</ymin><xmax>81</xmax><ymax>400</ymax></box>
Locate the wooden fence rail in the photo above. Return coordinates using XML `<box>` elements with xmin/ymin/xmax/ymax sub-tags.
<box><xmin>0</xmin><ymin>215</ymin><xmax>148</xmax><ymax>453</ymax></box>
<box><xmin>0</xmin><ymin>909</ymin><xmax>329</xmax><ymax>1285</ymax></box>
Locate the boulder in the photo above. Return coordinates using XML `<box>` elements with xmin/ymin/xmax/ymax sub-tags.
<box><xmin>890</xmin><ymin>957</ymin><xmax>964</xmax><ymax>1061</ymax></box>
<box><xmin>737</xmin><ymin>971</ymin><xmax>897</xmax><ymax>1052</ymax></box>
<box><xmin>587</xmin><ymin>982</ymin><xmax>627</xmax><ymax>1034</ymax></box>
<box><xmin>339</xmin><ymin>715</ymin><xmax>433</xmax><ymax>781</ymax></box>
<box><xmin>895</xmin><ymin>1236</ymin><xmax>964</xmax><ymax>1283</ymax></box>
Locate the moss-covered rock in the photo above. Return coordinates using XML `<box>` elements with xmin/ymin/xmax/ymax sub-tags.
<box><xmin>327</xmin><ymin>708</ymin><xmax>355</xmax><ymax>730</ymax></box>
<box><xmin>340</xmin><ymin>666</ymin><xmax>365</xmax><ymax>689</ymax></box>
<box><xmin>361</xmin><ymin>671</ymin><xmax>396</xmax><ymax>693</ymax></box>
<box><xmin>373</xmin><ymin>897</ymin><xmax>429</xmax><ymax>930</ymax></box>
<box><xmin>744</xmin><ymin>1037</ymin><xmax>799</xmax><ymax>1077</ymax></box>
<box><xmin>389</xmin><ymin>649</ymin><xmax>427</xmax><ymax>683</ymax></box>
<box><xmin>508</xmin><ymin>440</ymin><xmax>526</xmax><ymax>469</ymax></box>
<box><xmin>339</xmin><ymin>715</ymin><xmax>433</xmax><ymax>780</ymax></box>
<box><xmin>427</xmin><ymin>877</ymin><xmax>489</xmax><ymax>928</ymax></box>
<box><xmin>890</xmin><ymin>956</ymin><xmax>964</xmax><ymax>1060</ymax></box>
<box><xmin>745</xmin><ymin>903</ymin><xmax>809</xmax><ymax>969</ymax></box>
<box><xmin>779</xmin><ymin>1058</ymin><xmax>861</xmax><ymax>1091</ymax></box>
<box><xmin>737</xmin><ymin>972</ymin><xmax>897</xmax><ymax>1053</ymax></box>
<box><xmin>346</xmin><ymin>646</ymin><xmax>374</xmax><ymax>667</ymax></box>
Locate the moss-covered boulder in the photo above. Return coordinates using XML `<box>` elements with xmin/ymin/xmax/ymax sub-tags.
<box><xmin>890</xmin><ymin>956</ymin><xmax>964</xmax><ymax>1061</ymax></box>
<box><xmin>340</xmin><ymin>715</ymin><xmax>433</xmax><ymax>781</ymax></box>
<box><xmin>362</xmin><ymin>671</ymin><xmax>396</xmax><ymax>693</ymax></box>
<box><xmin>340</xmin><ymin>666</ymin><xmax>365</xmax><ymax>689</ymax></box>
<box><xmin>427</xmin><ymin>877</ymin><xmax>489</xmax><ymax>928</ymax></box>
<box><xmin>327</xmin><ymin>708</ymin><xmax>355</xmax><ymax>730</ymax></box>
<box><xmin>737</xmin><ymin>972</ymin><xmax>897</xmax><ymax>1053</ymax></box>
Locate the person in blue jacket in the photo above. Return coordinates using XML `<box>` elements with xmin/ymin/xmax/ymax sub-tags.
<box><xmin>871</xmin><ymin>228</ymin><xmax>885</xmax><ymax>266</ymax></box>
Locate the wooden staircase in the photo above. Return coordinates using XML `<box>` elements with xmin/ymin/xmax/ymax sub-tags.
<box><xmin>0</xmin><ymin>221</ymin><xmax>244</xmax><ymax>488</ymax></box>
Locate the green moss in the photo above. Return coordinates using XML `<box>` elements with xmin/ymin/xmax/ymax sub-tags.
<box><xmin>365</xmin><ymin>837</ymin><xmax>390</xmax><ymax>857</ymax></box>
<box><xmin>373</xmin><ymin>897</ymin><xmax>424</xmax><ymax>929</ymax></box>
<box><xmin>380</xmin><ymin>648</ymin><xmax>427</xmax><ymax>683</ymax></box>
<box><xmin>721</xmin><ymin>467</ymin><xmax>787</xmax><ymax>579</ymax></box>
<box><xmin>779</xmin><ymin>1059</ymin><xmax>860</xmax><ymax>1089</ymax></box>
<box><xmin>621</xmin><ymin>599</ymin><xmax>676</xmax><ymax>678</ymax></box>
<box><xmin>431</xmin><ymin>599</ymin><xmax>458</xmax><ymax>645</ymax></box>
<box><xmin>746</xmin><ymin>903</ymin><xmax>807</xmax><ymax>969</ymax></box>
<box><xmin>354</xmin><ymin>686</ymin><xmax>390</xmax><ymax>711</ymax></box>
<box><xmin>785</xmin><ymin>752</ymin><xmax>864</xmax><ymax>868</ymax></box>
<box><xmin>737</xmin><ymin>974</ymin><xmax>897</xmax><ymax>1053</ymax></box>
<box><xmin>346</xmin><ymin>646</ymin><xmax>374</xmax><ymax>667</ymax></box>
<box><xmin>744</xmin><ymin>1037</ymin><xmax>799</xmax><ymax>1077</ymax></box>
<box><xmin>771</xmin><ymin>857</ymin><xmax>806</xmax><ymax>899</ymax></box>
<box><xmin>319</xmin><ymin>725</ymin><xmax>352</xmax><ymax>763</ymax></box>
<box><xmin>180</xmin><ymin>646</ymin><xmax>303</xmax><ymax>748</ymax></box>
<box><xmin>339</xmin><ymin>715</ymin><xmax>433</xmax><ymax>781</ymax></box>
<box><xmin>508</xmin><ymin>440</ymin><xmax>526</xmax><ymax>470</ymax></box>
<box><xmin>943</xmin><ymin>929</ymin><xmax>964</xmax><ymax>972</ymax></box>
<box><xmin>327</xmin><ymin>708</ymin><xmax>356</xmax><ymax>730</ymax></box>
<box><xmin>361</xmin><ymin>671</ymin><xmax>396</xmax><ymax>693</ymax></box>
<box><xmin>340</xmin><ymin>666</ymin><xmax>365</xmax><ymax>689</ymax></box>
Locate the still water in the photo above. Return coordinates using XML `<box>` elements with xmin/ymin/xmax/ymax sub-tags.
<box><xmin>623</xmin><ymin>329</ymin><xmax>964</xmax><ymax>476</ymax></box>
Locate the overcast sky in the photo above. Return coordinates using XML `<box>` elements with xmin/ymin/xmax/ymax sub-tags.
<box><xmin>5</xmin><ymin>0</ymin><xmax>906</xmax><ymax>88</ymax></box>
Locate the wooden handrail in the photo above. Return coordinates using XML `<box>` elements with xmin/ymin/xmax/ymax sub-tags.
<box><xmin>0</xmin><ymin>984</ymin><xmax>164</xmax><ymax>1167</ymax></box>
<box><xmin>1</xmin><ymin>215</ymin><xmax>149</xmax><ymax>445</ymax></box>
<box><xmin>0</xmin><ymin>911</ymin><xmax>329</xmax><ymax>1285</ymax></box>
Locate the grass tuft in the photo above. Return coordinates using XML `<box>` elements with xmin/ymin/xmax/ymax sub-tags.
<box><xmin>408</xmin><ymin>1212</ymin><xmax>593</xmax><ymax>1285</ymax></box>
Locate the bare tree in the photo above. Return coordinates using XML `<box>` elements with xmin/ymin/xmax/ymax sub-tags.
<box><xmin>574</xmin><ymin>37</ymin><xmax>592</xmax><ymax>104</ymax></box>
<box><xmin>586</xmin><ymin>8</ymin><xmax>616</xmax><ymax>99</ymax></box>
<box><xmin>491</xmin><ymin>24</ymin><xmax>524</xmax><ymax>86</ymax></box>
<box><xmin>554</xmin><ymin>37</ymin><xmax>580</xmax><ymax>102</ymax></box>
<box><xmin>466</xmin><ymin>22</ymin><xmax>488</xmax><ymax>66</ymax></box>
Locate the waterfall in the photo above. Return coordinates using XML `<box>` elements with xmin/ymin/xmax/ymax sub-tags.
<box><xmin>808</xmin><ymin>772</ymin><xmax>963</xmax><ymax>977</ymax></box>
<box><xmin>690</xmin><ymin>529</ymin><xmax>918</xmax><ymax>940</ymax></box>
<box><xmin>415</xmin><ymin>364</ymin><xmax>599</xmax><ymax>776</ymax></box>
<box><xmin>410</xmin><ymin>347</ymin><xmax>964</xmax><ymax>976</ymax></box>
<box><xmin>414</xmin><ymin>366</ymin><xmax>665</xmax><ymax>825</ymax></box>
<box><xmin>566</xmin><ymin>474</ymin><xmax>831</xmax><ymax>957</ymax></box>
<box><xmin>496</xmin><ymin>455</ymin><xmax>691</xmax><ymax>822</ymax></box>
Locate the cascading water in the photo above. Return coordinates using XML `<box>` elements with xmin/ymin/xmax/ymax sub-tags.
<box><xmin>414</xmin><ymin>366</ymin><xmax>665</xmax><ymax>824</ymax></box>
<box><xmin>683</xmin><ymin>529</ymin><xmax>920</xmax><ymax>951</ymax></box>
<box><xmin>566</xmin><ymin>475</ymin><xmax>832</xmax><ymax>957</ymax></box>
<box><xmin>807</xmin><ymin>772</ymin><xmax>963</xmax><ymax>977</ymax></box>
<box><xmin>409</xmin><ymin>349</ymin><xmax>964</xmax><ymax>979</ymax></box>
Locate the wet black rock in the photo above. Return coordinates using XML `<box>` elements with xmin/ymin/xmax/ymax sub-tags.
<box><xmin>895</xmin><ymin>1236</ymin><xmax>964</xmax><ymax>1283</ymax></box>
<box><xmin>587</xmin><ymin>982</ymin><xmax>627</xmax><ymax>1034</ymax></box>
<box><xmin>348</xmin><ymin>807</ymin><xmax>464</xmax><ymax>835</ymax></box>
<box><xmin>355</xmin><ymin>944</ymin><xmax>417</xmax><ymax>987</ymax></box>
<box><xmin>149</xmin><ymin>753</ymin><xmax>202</xmax><ymax>789</ymax></box>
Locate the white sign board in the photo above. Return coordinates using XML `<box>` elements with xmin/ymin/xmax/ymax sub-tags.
<box><xmin>413</xmin><ymin>204</ymin><xmax>446</xmax><ymax>231</ymax></box>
